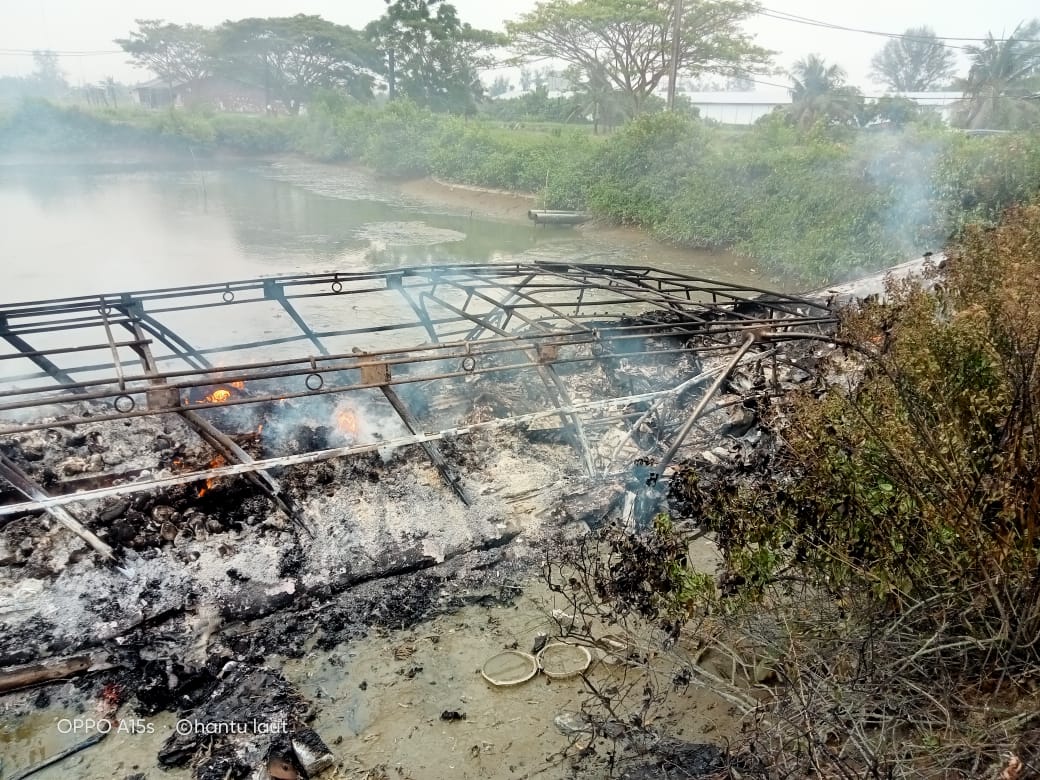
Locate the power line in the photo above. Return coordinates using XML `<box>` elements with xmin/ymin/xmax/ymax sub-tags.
<box><xmin>758</xmin><ymin>7</ymin><xmax>1040</xmax><ymax>49</ymax></box>
<box><xmin>0</xmin><ymin>48</ymin><xmax>123</xmax><ymax>57</ymax></box>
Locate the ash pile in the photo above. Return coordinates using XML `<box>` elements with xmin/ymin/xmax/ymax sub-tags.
<box><xmin>0</xmin><ymin>263</ymin><xmax>834</xmax><ymax>777</ymax></box>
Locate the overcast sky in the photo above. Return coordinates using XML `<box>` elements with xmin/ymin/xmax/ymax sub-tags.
<box><xmin>2</xmin><ymin>0</ymin><xmax>1038</xmax><ymax>93</ymax></box>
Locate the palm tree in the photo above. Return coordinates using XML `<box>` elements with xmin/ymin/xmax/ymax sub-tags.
<box><xmin>563</xmin><ymin>65</ymin><xmax>625</xmax><ymax>133</ymax></box>
<box><xmin>103</xmin><ymin>76</ymin><xmax>119</xmax><ymax>109</ymax></box>
<box><xmin>788</xmin><ymin>54</ymin><xmax>862</xmax><ymax>128</ymax></box>
<box><xmin>957</xmin><ymin>20</ymin><xmax>1040</xmax><ymax>129</ymax></box>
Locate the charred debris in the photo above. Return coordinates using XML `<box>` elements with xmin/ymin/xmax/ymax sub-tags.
<box><xmin>0</xmin><ymin>261</ymin><xmax>850</xmax><ymax>777</ymax></box>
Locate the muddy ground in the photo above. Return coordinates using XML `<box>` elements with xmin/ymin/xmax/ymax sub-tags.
<box><xmin>0</xmin><ymin>325</ymin><xmax>763</xmax><ymax>779</ymax></box>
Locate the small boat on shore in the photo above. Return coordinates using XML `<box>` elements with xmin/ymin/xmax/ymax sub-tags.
<box><xmin>527</xmin><ymin>209</ymin><xmax>591</xmax><ymax>225</ymax></box>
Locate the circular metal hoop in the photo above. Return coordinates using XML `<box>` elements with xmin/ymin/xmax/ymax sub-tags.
<box><xmin>114</xmin><ymin>394</ymin><xmax>135</xmax><ymax>413</ymax></box>
<box><xmin>461</xmin><ymin>356</ymin><xmax>477</xmax><ymax>373</ymax></box>
<box><xmin>331</xmin><ymin>280</ymin><xmax>343</xmax><ymax>293</ymax></box>
<box><xmin>222</xmin><ymin>289</ymin><xmax>235</xmax><ymax>303</ymax></box>
<box><xmin>305</xmin><ymin>373</ymin><xmax>324</xmax><ymax>391</ymax></box>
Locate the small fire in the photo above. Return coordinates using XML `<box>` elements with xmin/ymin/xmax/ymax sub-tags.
<box><xmin>197</xmin><ymin>455</ymin><xmax>226</xmax><ymax>498</ymax></box>
<box><xmin>193</xmin><ymin>381</ymin><xmax>245</xmax><ymax>405</ymax></box>
<box><xmin>208</xmin><ymin>388</ymin><xmax>232</xmax><ymax>403</ymax></box>
<box><xmin>335</xmin><ymin>406</ymin><xmax>360</xmax><ymax>441</ymax></box>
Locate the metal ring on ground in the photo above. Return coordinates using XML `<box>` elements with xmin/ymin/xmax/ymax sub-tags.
<box><xmin>332</xmin><ymin>280</ymin><xmax>343</xmax><ymax>293</ymax></box>
<box><xmin>114</xmin><ymin>394</ymin><xmax>135</xmax><ymax>413</ymax></box>
<box><xmin>305</xmin><ymin>373</ymin><xmax>324</xmax><ymax>391</ymax></box>
<box><xmin>222</xmin><ymin>289</ymin><xmax>235</xmax><ymax>303</ymax></box>
<box><xmin>461</xmin><ymin>356</ymin><xmax>477</xmax><ymax>373</ymax></box>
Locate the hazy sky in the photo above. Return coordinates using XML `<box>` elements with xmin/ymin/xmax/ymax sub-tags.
<box><xmin>2</xmin><ymin>0</ymin><xmax>1038</xmax><ymax>92</ymax></box>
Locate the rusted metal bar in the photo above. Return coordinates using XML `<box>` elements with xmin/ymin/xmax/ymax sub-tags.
<box><xmin>0</xmin><ymin>452</ymin><xmax>117</xmax><ymax>563</ymax></box>
<box><xmin>602</xmin><ymin>346</ymin><xmax>779</xmax><ymax>472</ymax></box>
<box><xmin>0</xmin><ymin>384</ymin><xmax>692</xmax><ymax>516</ymax></box>
<box><xmin>178</xmin><ymin>409</ymin><xmax>312</xmax><ymax>536</ymax></box>
<box><xmin>118</xmin><ymin>301</ymin><xmax>313</xmax><ymax>535</ymax></box>
<box><xmin>0</xmin><ymin>314</ymin><xmax>82</xmax><ymax>390</ymax></box>
<box><xmin>419</xmin><ymin>290</ymin><xmax>597</xmax><ymax>476</ymax></box>
<box><xmin>655</xmin><ymin>334</ymin><xmax>759</xmax><ymax>476</ymax></box>
<box><xmin>381</xmin><ymin>385</ymin><xmax>470</xmax><ymax>505</ymax></box>
<box><xmin>263</xmin><ymin>279</ymin><xmax>333</xmax><ymax>357</ymax></box>
<box><xmin>264</xmin><ymin>280</ymin><xmax>467</xmax><ymax>506</ymax></box>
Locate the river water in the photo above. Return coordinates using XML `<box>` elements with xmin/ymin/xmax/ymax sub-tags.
<box><xmin>0</xmin><ymin>159</ymin><xmax>750</xmax><ymax>779</ymax></box>
<box><xmin>0</xmin><ymin>158</ymin><xmax>768</xmax><ymax>305</ymax></box>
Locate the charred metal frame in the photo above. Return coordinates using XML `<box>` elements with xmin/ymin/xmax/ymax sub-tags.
<box><xmin>0</xmin><ymin>263</ymin><xmax>834</xmax><ymax>526</ymax></box>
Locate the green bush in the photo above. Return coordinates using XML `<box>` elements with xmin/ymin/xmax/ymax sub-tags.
<box><xmin>358</xmin><ymin>99</ymin><xmax>439</xmax><ymax>177</ymax></box>
<box><xmin>653</xmin><ymin>202</ymin><xmax>1040</xmax><ymax>776</ymax></box>
<box><xmin>210</xmin><ymin>114</ymin><xmax>294</xmax><ymax>154</ymax></box>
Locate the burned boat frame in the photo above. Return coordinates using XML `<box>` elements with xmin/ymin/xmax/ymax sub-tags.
<box><xmin>0</xmin><ymin>263</ymin><xmax>834</xmax><ymax>552</ymax></box>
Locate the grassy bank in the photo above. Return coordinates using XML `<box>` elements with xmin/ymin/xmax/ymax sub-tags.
<box><xmin>4</xmin><ymin>99</ymin><xmax>1040</xmax><ymax>283</ymax></box>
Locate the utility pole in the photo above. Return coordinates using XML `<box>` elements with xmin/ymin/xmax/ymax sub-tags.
<box><xmin>666</xmin><ymin>0</ymin><xmax>683</xmax><ymax>110</ymax></box>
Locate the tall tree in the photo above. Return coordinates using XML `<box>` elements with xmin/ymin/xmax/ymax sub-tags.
<box><xmin>488</xmin><ymin>75</ymin><xmax>512</xmax><ymax>97</ymax></box>
<box><xmin>115</xmin><ymin>20</ymin><xmax>213</xmax><ymax>86</ymax></box>
<box><xmin>870</xmin><ymin>26</ymin><xmax>957</xmax><ymax>92</ymax></box>
<box><xmin>103</xmin><ymin>76</ymin><xmax>121</xmax><ymax>108</ymax></box>
<box><xmin>366</xmin><ymin>0</ymin><xmax>503</xmax><ymax>113</ymax></box>
<box><xmin>956</xmin><ymin>20</ymin><xmax>1040</xmax><ymax>129</ymax></box>
<box><xmin>506</xmin><ymin>0</ymin><xmax>772</xmax><ymax>116</ymax></box>
<box><xmin>214</xmin><ymin>15</ymin><xmax>377</xmax><ymax>113</ymax></box>
<box><xmin>788</xmin><ymin>54</ymin><xmax>862</xmax><ymax>128</ymax></box>
<box><xmin>30</xmin><ymin>50</ymin><xmax>67</xmax><ymax>99</ymax></box>
<box><xmin>564</xmin><ymin>64</ymin><xmax>626</xmax><ymax>133</ymax></box>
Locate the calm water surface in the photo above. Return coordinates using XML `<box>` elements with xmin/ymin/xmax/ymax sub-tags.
<box><xmin>0</xmin><ymin>159</ymin><xmax>770</xmax><ymax>304</ymax></box>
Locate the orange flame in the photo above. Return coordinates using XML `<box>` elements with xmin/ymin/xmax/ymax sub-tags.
<box><xmin>193</xmin><ymin>382</ymin><xmax>244</xmax><ymax>405</ymax></box>
<box><xmin>197</xmin><ymin>455</ymin><xmax>226</xmax><ymax>498</ymax></box>
<box><xmin>336</xmin><ymin>407</ymin><xmax>359</xmax><ymax>439</ymax></box>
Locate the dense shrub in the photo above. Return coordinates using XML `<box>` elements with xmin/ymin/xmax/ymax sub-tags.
<box><xmin>585</xmin><ymin>112</ymin><xmax>710</xmax><ymax>226</ymax></box>
<box><xmin>663</xmin><ymin>202</ymin><xmax>1040</xmax><ymax>776</ymax></box>
<box><xmin>210</xmin><ymin>114</ymin><xmax>294</xmax><ymax>153</ymax></box>
<box><xmin>357</xmin><ymin>100</ymin><xmax>440</xmax><ymax>176</ymax></box>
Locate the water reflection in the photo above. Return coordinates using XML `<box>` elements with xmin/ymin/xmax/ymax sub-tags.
<box><xmin>0</xmin><ymin>160</ymin><xmax>764</xmax><ymax>304</ymax></box>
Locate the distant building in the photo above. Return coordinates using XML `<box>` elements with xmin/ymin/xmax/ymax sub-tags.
<box><xmin>679</xmin><ymin>89</ymin><xmax>965</xmax><ymax>126</ymax></box>
<box><xmin>134</xmin><ymin>77</ymin><xmax>181</xmax><ymax>109</ymax></box>
<box><xmin>680</xmin><ymin>91</ymin><xmax>791</xmax><ymax>125</ymax></box>
<box><xmin>133</xmin><ymin>76</ymin><xmax>286</xmax><ymax>113</ymax></box>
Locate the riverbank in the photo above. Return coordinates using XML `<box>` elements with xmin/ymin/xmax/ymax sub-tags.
<box><xmin>390</xmin><ymin>171</ymin><xmax>777</xmax><ymax>288</ymax></box>
<box><xmin>7</xmin><ymin>102</ymin><xmax>1040</xmax><ymax>285</ymax></box>
<box><xmin>397</xmin><ymin>175</ymin><xmax>537</xmax><ymax>222</ymax></box>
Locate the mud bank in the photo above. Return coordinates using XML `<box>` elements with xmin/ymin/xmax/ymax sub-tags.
<box><xmin>391</xmin><ymin>173</ymin><xmax>780</xmax><ymax>288</ymax></box>
<box><xmin>396</xmin><ymin>176</ymin><xmax>538</xmax><ymax>223</ymax></box>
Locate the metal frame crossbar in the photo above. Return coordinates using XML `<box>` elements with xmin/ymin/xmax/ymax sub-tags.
<box><xmin>0</xmin><ymin>263</ymin><xmax>834</xmax><ymax>525</ymax></box>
